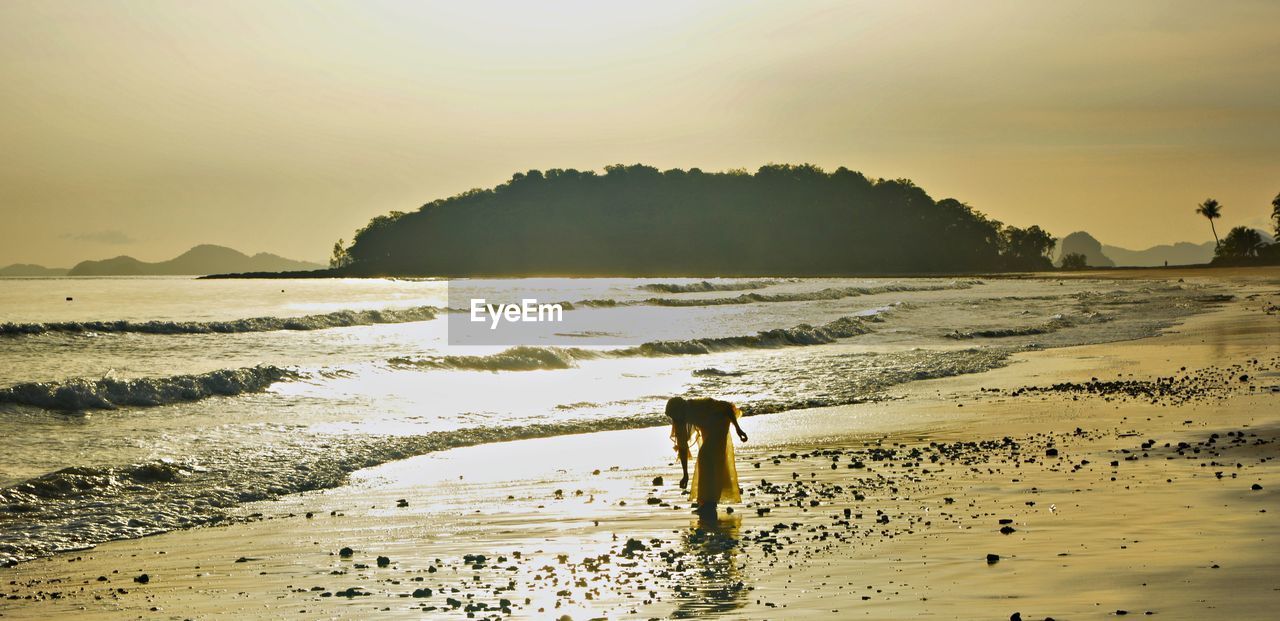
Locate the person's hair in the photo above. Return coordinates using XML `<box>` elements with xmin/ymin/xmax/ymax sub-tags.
<box><xmin>666</xmin><ymin>397</ymin><xmax>699</xmax><ymax>460</ymax></box>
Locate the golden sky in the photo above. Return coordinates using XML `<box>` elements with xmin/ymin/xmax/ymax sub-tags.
<box><xmin>2</xmin><ymin>0</ymin><xmax>1277</xmax><ymax>266</ymax></box>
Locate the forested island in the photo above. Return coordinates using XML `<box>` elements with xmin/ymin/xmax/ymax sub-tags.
<box><xmin>287</xmin><ymin>165</ymin><xmax>1062</xmax><ymax>277</ymax></box>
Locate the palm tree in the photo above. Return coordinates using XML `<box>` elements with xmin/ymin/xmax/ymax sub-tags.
<box><xmin>1196</xmin><ymin>198</ymin><xmax>1222</xmax><ymax>247</ymax></box>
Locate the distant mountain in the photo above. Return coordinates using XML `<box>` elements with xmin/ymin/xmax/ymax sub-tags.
<box><xmin>1054</xmin><ymin>231</ymin><xmax>1114</xmax><ymax>267</ymax></box>
<box><xmin>67</xmin><ymin>245</ymin><xmax>324</xmax><ymax>276</ymax></box>
<box><xmin>1101</xmin><ymin>241</ymin><xmax>1217</xmax><ymax>267</ymax></box>
<box><xmin>0</xmin><ymin>263</ymin><xmax>69</xmax><ymax>277</ymax></box>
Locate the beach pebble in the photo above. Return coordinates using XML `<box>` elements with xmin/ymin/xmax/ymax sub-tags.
<box><xmin>338</xmin><ymin>547</ymin><xmax>353</xmax><ymax>557</ymax></box>
<box><xmin>396</xmin><ymin>499</ymin><xmax>409</xmax><ymax>507</ymax></box>
<box><xmin>986</xmin><ymin>554</ymin><xmax>1000</xmax><ymax>564</ymax></box>
<box><xmin>652</xmin><ymin>476</ymin><xmax>664</xmax><ymax>486</ymax></box>
<box><xmin>1251</xmin><ymin>483</ymin><xmax>1262</xmax><ymax>490</ymax></box>
<box><xmin>376</xmin><ymin>556</ymin><xmax>390</xmax><ymax>567</ymax></box>
<box><xmin>133</xmin><ymin>573</ymin><xmax>149</xmax><ymax>584</ymax></box>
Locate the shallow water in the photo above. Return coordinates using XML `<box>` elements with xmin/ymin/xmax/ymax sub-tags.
<box><xmin>0</xmin><ymin>275</ymin><xmax>1228</xmax><ymax>563</ymax></box>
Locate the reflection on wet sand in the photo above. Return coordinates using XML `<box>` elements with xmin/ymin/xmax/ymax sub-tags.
<box><xmin>670</xmin><ymin>513</ymin><xmax>748</xmax><ymax>618</ymax></box>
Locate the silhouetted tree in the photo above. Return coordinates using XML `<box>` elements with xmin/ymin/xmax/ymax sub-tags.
<box><xmin>1059</xmin><ymin>252</ymin><xmax>1088</xmax><ymax>270</ymax></box>
<box><xmin>329</xmin><ymin>238</ymin><xmax>351</xmax><ymax>269</ymax></box>
<box><xmin>1215</xmin><ymin>226</ymin><xmax>1264</xmax><ymax>260</ymax></box>
<box><xmin>1196</xmin><ymin>198</ymin><xmax>1222</xmax><ymax>247</ymax></box>
<box><xmin>341</xmin><ymin>165</ymin><xmax>1052</xmax><ymax>276</ymax></box>
<box><xmin>1271</xmin><ymin>192</ymin><xmax>1280</xmax><ymax>240</ymax></box>
<box><xmin>999</xmin><ymin>225</ymin><xmax>1056</xmax><ymax>271</ymax></box>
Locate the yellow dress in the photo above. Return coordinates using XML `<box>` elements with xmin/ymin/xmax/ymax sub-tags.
<box><xmin>684</xmin><ymin>399</ymin><xmax>742</xmax><ymax>505</ymax></box>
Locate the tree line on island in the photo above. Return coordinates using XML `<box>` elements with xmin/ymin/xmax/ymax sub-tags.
<box><xmin>1187</xmin><ymin>193</ymin><xmax>1280</xmax><ymax>266</ymax></box>
<box><xmin>329</xmin><ymin>164</ymin><xmax>1057</xmax><ymax>277</ymax></box>
<box><xmin>1038</xmin><ymin>193</ymin><xmax>1280</xmax><ymax>271</ymax></box>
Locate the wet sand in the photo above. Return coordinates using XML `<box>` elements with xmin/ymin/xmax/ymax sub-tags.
<box><xmin>1</xmin><ymin>272</ymin><xmax>1277</xmax><ymax>619</ymax></box>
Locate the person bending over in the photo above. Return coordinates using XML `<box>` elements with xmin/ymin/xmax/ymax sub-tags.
<box><xmin>666</xmin><ymin>396</ymin><xmax>748</xmax><ymax>516</ymax></box>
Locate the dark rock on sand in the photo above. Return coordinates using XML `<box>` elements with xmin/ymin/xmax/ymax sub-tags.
<box><xmin>986</xmin><ymin>553</ymin><xmax>1001</xmax><ymax>564</ymax></box>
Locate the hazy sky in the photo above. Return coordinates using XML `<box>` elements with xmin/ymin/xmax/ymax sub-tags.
<box><xmin>2</xmin><ymin>0</ymin><xmax>1277</xmax><ymax>266</ymax></box>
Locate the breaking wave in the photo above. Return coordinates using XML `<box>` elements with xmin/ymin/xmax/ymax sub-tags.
<box><xmin>638</xmin><ymin>280</ymin><xmax>781</xmax><ymax>293</ymax></box>
<box><xmin>0</xmin><ymin>365</ymin><xmax>300</xmax><ymax>411</ymax></box>
<box><xmin>0</xmin><ymin>306</ymin><xmax>441</xmax><ymax>337</ymax></box>
<box><xmin>947</xmin><ymin>326</ymin><xmax>1053</xmax><ymax>339</ymax></box>
<box><xmin>569</xmin><ymin>281</ymin><xmax>980</xmax><ymax>309</ymax></box>
<box><xmin>944</xmin><ymin>310</ymin><xmax>1112</xmax><ymax>340</ymax></box>
<box><xmin>390</xmin><ymin>315</ymin><xmax>878</xmax><ymax>372</ymax></box>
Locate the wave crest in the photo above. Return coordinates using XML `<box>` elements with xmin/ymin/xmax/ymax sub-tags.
<box><xmin>0</xmin><ymin>365</ymin><xmax>298</xmax><ymax>411</ymax></box>
<box><xmin>4</xmin><ymin>459</ymin><xmax>200</xmax><ymax>500</ymax></box>
<box><xmin>389</xmin><ymin>346</ymin><xmax>596</xmax><ymax>372</ymax></box>
<box><xmin>391</xmin><ymin>315</ymin><xmax>877</xmax><ymax>372</ymax></box>
<box><xmin>0</xmin><ymin>306</ymin><xmax>440</xmax><ymax>337</ymax></box>
<box><xmin>646</xmin><ymin>282</ymin><xmax>977</xmax><ymax>307</ymax></box>
<box><xmin>638</xmin><ymin>280</ymin><xmax>781</xmax><ymax>293</ymax></box>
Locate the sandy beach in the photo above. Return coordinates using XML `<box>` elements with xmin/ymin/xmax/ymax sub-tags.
<box><xmin>2</xmin><ymin>271</ymin><xmax>1277</xmax><ymax>620</ymax></box>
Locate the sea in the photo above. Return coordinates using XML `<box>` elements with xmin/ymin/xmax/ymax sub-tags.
<box><xmin>0</xmin><ymin>275</ymin><xmax>1230</xmax><ymax>564</ymax></box>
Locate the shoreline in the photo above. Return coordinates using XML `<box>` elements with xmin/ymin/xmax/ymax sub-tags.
<box><xmin>196</xmin><ymin>264</ymin><xmax>1280</xmax><ymax>280</ymax></box>
<box><xmin>1</xmin><ymin>275</ymin><xmax>1277</xmax><ymax>619</ymax></box>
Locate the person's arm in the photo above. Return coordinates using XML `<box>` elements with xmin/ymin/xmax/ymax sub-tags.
<box><xmin>678</xmin><ymin>450</ymin><xmax>689</xmax><ymax>489</ymax></box>
<box><xmin>731</xmin><ymin>411</ymin><xmax>748</xmax><ymax>443</ymax></box>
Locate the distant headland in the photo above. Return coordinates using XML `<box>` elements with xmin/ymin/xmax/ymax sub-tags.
<box><xmin>1</xmin><ymin>245</ymin><xmax>323</xmax><ymax>277</ymax></box>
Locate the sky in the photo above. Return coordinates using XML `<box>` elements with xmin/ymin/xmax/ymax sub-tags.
<box><xmin>1</xmin><ymin>0</ymin><xmax>1277</xmax><ymax>267</ymax></box>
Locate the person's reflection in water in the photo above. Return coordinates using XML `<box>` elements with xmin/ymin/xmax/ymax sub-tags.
<box><xmin>669</xmin><ymin>512</ymin><xmax>749</xmax><ymax>618</ymax></box>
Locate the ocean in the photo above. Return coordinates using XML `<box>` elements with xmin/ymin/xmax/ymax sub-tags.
<box><xmin>0</xmin><ymin>275</ymin><xmax>1229</xmax><ymax>565</ymax></box>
